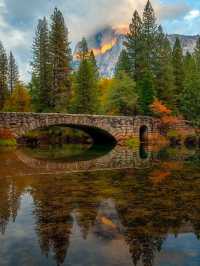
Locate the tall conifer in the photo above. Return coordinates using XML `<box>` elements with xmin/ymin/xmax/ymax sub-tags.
<box><xmin>0</xmin><ymin>42</ymin><xmax>8</xmax><ymax>109</ymax></box>
<box><xmin>124</xmin><ymin>10</ymin><xmax>143</xmax><ymax>79</ymax></box>
<box><xmin>8</xmin><ymin>52</ymin><xmax>19</xmax><ymax>94</ymax></box>
<box><xmin>154</xmin><ymin>26</ymin><xmax>175</xmax><ymax>107</ymax></box>
<box><xmin>73</xmin><ymin>38</ymin><xmax>99</xmax><ymax>114</ymax></box>
<box><xmin>49</xmin><ymin>8</ymin><xmax>72</xmax><ymax>112</ymax></box>
<box><xmin>172</xmin><ymin>37</ymin><xmax>184</xmax><ymax>108</ymax></box>
<box><xmin>32</xmin><ymin>17</ymin><xmax>51</xmax><ymax>111</ymax></box>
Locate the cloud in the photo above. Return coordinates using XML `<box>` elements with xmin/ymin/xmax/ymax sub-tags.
<box><xmin>0</xmin><ymin>0</ymin><xmax>197</xmax><ymax>82</ymax></box>
<box><xmin>184</xmin><ymin>9</ymin><xmax>200</xmax><ymax>21</ymax></box>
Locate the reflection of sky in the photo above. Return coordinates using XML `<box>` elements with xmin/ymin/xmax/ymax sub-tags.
<box><xmin>1</xmin><ymin>193</ymin><xmax>200</xmax><ymax>266</ymax></box>
<box><xmin>0</xmin><ymin>194</ymin><xmax>56</xmax><ymax>266</ymax></box>
<box><xmin>154</xmin><ymin>233</ymin><xmax>200</xmax><ymax>266</ymax></box>
<box><xmin>0</xmin><ymin>0</ymin><xmax>200</xmax><ymax>81</ymax></box>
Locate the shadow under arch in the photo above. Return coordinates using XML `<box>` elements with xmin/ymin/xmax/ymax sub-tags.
<box><xmin>18</xmin><ymin>123</ymin><xmax>117</xmax><ymax>147</ymax></box>
<box><xmin>139</xmin><ymin>125</ymin><xmax>148</xmax><ymax>143</ymax></box>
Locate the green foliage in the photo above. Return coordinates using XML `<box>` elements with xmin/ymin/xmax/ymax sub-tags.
<box><xmin>154</xmin><ymin>26</ymin><xmax>175</xmax><ymax>108</ymax></box>
<box><xmin>137</xmin><ymin>70</ymin><xmax>155</xmax><ymax>115</ymax></box>
<box><xmin>71</xmin><ymin>38</ymin><xmax>99</xmax><ymax>114</ymax></box>
<box><xmin>32</xmin><ymin>17</ymin><xmax>52</xmax><ymax>112</ymax></box>
<box><xmin>124</xmin><ymin>10</ymin><xmax>143</xmax><ymax>80</ymax></box>
<box><xmin>125</xmin><ymin>137</ymin><xmax>140</xmax><ymax>149</ymax></box>
<box><xmin>172</xmin><ymin>37</ymin><xmax>184</xmax><ymax>108</ymax></box>
<box><xmin>0</xmin><ymin>41</ymin><xmax>8</xmax><ymax>110</ymax></box>
<box><xmin>115</xmin><ymin>49</ymin><xmax>131</xmax><ymax>76</ymax></box>
<box><xmin>105</xmin><ymin>71</ymin><xmax>138</xmax><ymax>115</ymax></box>
<box><xmin>31</xmin><ymin>9</ymin><xmax>72</xmax><ymax>113</ymax></box>
<box><xmin>49</xmin><ymin>8</ymin><xmax>72</xmax><ymax>112</ymax></box>
<box><xmin>181</xmin><ymin>53</ymin><xmax>200</xmax><ymax>126</ymax></box>
<box><xmin>8</xmin><ymin>52</ymin><xmax>19</xmax><ymax>95</ymax></box>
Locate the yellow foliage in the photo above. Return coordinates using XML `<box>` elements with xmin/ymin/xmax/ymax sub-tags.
<box><xmin>98</xmin><ymin>78</ymin><xmax>114</xmax><ymax>113</ymax></box>
<box><xmin>4</xmin><ymin>83</ymin><xmax>31</xmax><ymax>112</ymax></box>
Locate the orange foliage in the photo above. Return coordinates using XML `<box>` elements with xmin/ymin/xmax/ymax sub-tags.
<box><xmin>151</xmin><ymin>100</ymin><xmax>182</xmax><ymax>129</ymax></box>
<box><xmin>151</xmin><ymin>99</ymin><xmax>172</xmax><ymax>116</ymax></box>
<box><xmin>0</xmin><ymin>128</ymin><xmax>15</xmax><ymax>140</ymax></box>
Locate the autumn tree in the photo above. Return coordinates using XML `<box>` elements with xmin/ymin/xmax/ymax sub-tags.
<box><xmin>4</xmin><ymin>82</ymin><xmax>31</xmax><ymax>112</ymax></box>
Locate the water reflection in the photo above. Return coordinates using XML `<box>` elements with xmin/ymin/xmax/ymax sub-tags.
<box><xmin>0</xmin><ymin>145</ymin><xmax>199</xmax><ymax>265</ymax></box>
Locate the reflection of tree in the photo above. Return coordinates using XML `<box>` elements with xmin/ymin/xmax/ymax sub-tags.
<box><xmin>75</xmin><ymin>181</ymin><xmax>99</xmax><ymax>239</ymax></box>
<box><xmin>31</xmin><ymin>172</ymin><xmax>103</xmax><ymax>265</ymax></box>
<box><xmin>0</xmin><ymin>147</ymin><xmax>200</xmax><ymax>266</ymax></box>
<box><xmin>115</xmin><ymin>157</ymin><xmax>200</xmax><ymax>266</ymax></box>
<box><xmin>31</xmin><ymin>177</ymin><xmax>74</xmax><ymax>265</ymax></box>
<box><xmin>0</xmin><ymin>177</ymin><xmax>24</xmax><ymax>234</ymax></box>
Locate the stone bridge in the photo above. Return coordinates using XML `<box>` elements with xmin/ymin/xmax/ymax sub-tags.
<box><xmin>0</xmin><ymin>112</ymin><xmax>161</xmax><ymax>143</ymax></box>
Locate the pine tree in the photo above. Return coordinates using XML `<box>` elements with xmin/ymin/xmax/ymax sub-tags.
<box><xmin>124</xmin><ymin>10</ymin><xmax>143</xmax><ymax>79</ymax></box>
<box><xmin>137</xmin><ymin>70</ymin><xmax>155</xmax><ymax>115</ymax></box>
<box><xmin>32</xmin><ymin>17</ymin><xmax>51</xmax><ymax>111</ymax></box>
<box><xmin>89</xmin><ymin>50</ymin><xmax>99</xmax><ymax>79</ymax></box>
<box><xmin>0</xmin><ymin>42</ymin><xmax>8</xmax><ymax>110</ymax></box>
<box><xmin>49</xmin><ymin>8</ymin><xmax>72</xmax><ymax>112</ymax></box>
<box><xmin>115</xmin><ymin>49</ymin><xmax>131</xmax><ymax>76</ymax></box>
<box><xmin>142</xmin><ymin>0</ymin><xmax>158</xmax><ymax>71</ymax></box>
<box><xmin>77</xmin><ymin>37</ymin><xmax>89</xmax><ymax>60</ymax></box>
<box><xmin>154</xmin><ymin>26</ymin><xmax>175</xmax><ymax>107</ymax></box>
<box><xmin>73</xmin><ymin>38</ymin><xmax>99</xmax><ymax>114</ymax></box>
<box><xmin>172</xmin><ymin>37</ymin><xmax>184</xmax><ymax>109</ymax></box>
<box><xmin>8</xmin><ymin>52</ymin><xmax>19</xmax><ymax>94</ymax></box>
<box><xmin>181</xmin><ymin>53</ymin><xmax>200</xmax><ymax>126</ymax></box>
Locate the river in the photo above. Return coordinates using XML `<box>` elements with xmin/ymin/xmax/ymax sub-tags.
<box><xmin>0</xmin><ymin>143</ymin><xmax>199</xmax><ymax>266</ymax></box>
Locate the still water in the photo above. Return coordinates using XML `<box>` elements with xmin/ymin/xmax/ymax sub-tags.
<box><xmin>0</xmin><ymin>144</ymin><xmax>200</xmax><ymax>266</ymax></box>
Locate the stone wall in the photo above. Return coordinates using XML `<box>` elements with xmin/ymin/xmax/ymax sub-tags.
<box><xmin>0</xmin><ymin>112</ymin><xmax>161</xmax><ymax>143</ymax></box>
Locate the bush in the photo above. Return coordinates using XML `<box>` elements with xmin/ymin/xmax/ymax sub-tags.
<box><xmin>125</xmin><ymin>137</ymin><xmax>140</xmax><ymax>149</ymax></box>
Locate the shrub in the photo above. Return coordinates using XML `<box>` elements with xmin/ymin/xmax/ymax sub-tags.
<box><xmin>125</xmin><ymin>137</ymin><xmax>140</xmax><ymax>149</ymax></box>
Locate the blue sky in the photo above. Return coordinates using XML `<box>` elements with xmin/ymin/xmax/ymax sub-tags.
<box><xmin>0</xmin><ymin>0</ymin><xmax>200</xmax><ymax>81</ymax></box>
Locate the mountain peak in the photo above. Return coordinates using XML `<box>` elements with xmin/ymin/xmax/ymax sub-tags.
<box><xmin>74</xmin><ymin>27</ymin><xmax>199</xmax><ymax>77</ymax></box>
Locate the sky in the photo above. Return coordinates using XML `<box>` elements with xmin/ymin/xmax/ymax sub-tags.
<box><xmin>0</xmin><ymin>0</ymin><xmax>200</xmax><ymax>82</ymax></box>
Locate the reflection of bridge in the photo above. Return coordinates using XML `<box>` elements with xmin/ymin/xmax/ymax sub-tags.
<box><xmin>16</xmin><ymin>145</ymin><xmax>155</xmax><ymax>175</ymax></box>
<box><xmin>0</xmin><ymin>112</ymin><xmax>161</xmax><ymax>143</ymax></box>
